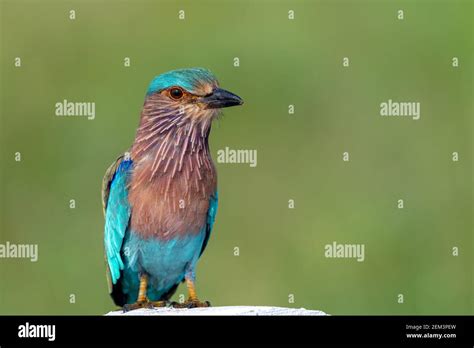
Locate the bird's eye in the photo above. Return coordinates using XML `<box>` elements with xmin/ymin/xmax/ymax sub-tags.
<box><xmin>169</xmin><ymin>87</ymin><xmax>184</xmax><ymax>100</ymax></box>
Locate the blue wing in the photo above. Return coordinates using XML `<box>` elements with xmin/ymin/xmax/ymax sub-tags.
<box><xmin>102</xmin><ymin>155</ymin><xmax>133</xmax><ymax>286</ymax></box>
<box><xmin>199</xmin><ymin>191</ymin><xmax>218</xmax><ymax>257</ymax></box>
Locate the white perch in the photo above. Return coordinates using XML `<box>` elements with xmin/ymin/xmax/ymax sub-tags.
<box><xmin>106</xmin><ymin>306</ymin><xmax>327</xmax><ymax>316</ymax></box>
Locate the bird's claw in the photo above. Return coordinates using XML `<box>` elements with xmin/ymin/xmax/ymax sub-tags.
<box><xmin>122</xmin><ymin>299</ymin><xmax>167</xmax><ymax>312</ymax></box>
<box><xmin>171</xmin><ymin>299</ymin><xmax>211</xmax><ymax>309</ymax></box>
<box><xmin>122</xmin><ymin>301</ymin><xmax>150</xmax><ymax>312</ymax></box>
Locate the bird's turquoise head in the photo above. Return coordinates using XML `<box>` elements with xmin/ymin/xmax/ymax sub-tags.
<box><xmin>147</xmin><ymin>68</ymin><xmax>218</xmax><ymax>96</ymax></box>
<box><xmin>144</xmin><ymin>68</ymin><xmax>243</xmax><ymax>122</ymax></box>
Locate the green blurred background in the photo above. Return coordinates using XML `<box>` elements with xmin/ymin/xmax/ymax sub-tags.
<box><xmin>0</xmin><ymin>0</ymin><xmax>472</xmax><ymax>315</ymax></box>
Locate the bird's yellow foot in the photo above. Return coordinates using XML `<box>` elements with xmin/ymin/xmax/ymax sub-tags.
<box><xmin>122</xmin><ymin>299</ymin><xmax>167</xmax><ymax>312</ymax></box>
<box><xmin>172</xmin><ymin>277</ymin><xmax>210</xmax><ymax>308</ymax></box>
<box><xmin>149</xmin><ymin>300</ymin><xmax>168</xmax><ymax>308</ymax></box>
<box><xmin>122</xmin><ymin>275</ymin><xmax>168</xmax><ymax>312</ymax></box>
<box><xmin>171</xmin><ymin>298</ymin><xmax>211</xmax><ymax>309</ymax></box>
<box><xmin>122</xmin><ymin>299</ymin><xmax>153</xmax><ymax>312</ymax></box>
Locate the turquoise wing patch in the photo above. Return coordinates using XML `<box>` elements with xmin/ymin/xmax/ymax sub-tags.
<box><xmin>104</xmin><ymin>158</ymin><xmax>133</xmax><ymax>285</ymax></box>
<box><xmin>199</xmin><ymin>191</ymin><xmax>218</xmax><ymax>257</ymax></box>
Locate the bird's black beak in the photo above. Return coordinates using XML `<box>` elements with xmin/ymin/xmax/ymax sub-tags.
<box><xmin>202</xmin><ymin>88</ymin><xmax>243</xmax><ymax>109</ymax></box>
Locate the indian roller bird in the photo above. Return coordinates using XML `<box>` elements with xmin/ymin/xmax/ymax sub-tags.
<box><xmin>101</xmin><ymin>68</ymin><xmax>243</xmax><ymax>310</ymax></box>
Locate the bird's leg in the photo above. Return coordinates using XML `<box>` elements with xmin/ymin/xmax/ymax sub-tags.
<box><xmin>184</xmin><ymin>278</ymin><xmax>211</xmax><ymax>307</ymax></box>
<box><xmin>172</xmin><ymin>273</ymin><xmax>211</xmax><ymax>308</ymax></box>
<box><xmin>137</xmin><ymin>274</ymin><xmax>148</xmax><ymax>302</ymax></box>
<box><xmin>123</xmin><ymin>274</ymin><xmax>151</xmax><ymax>312</ymax></box>
<box><xmin>122</xmin><ymin>274</ymin><xmax>166</xmax><ymax>311</ymax></box>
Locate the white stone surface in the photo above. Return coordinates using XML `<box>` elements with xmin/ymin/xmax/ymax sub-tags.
<box><xmin>106</xmin><ymin>306</ymin><xmax>327</xmax><ymax>316</ymax></box>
